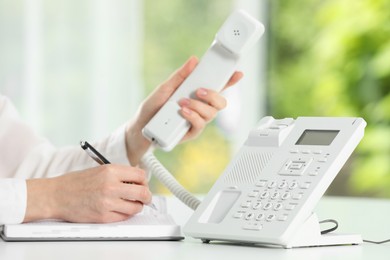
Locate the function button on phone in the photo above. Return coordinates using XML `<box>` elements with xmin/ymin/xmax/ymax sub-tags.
<box><xmin>241</xmin><ymin>201</ymin><xmax>251</xmax><ymax>208</ymax></box>
<box><xmin>292</xmin><ymin>193</ymin><xmax>303</xmax><ymax>200</ymax></box>
<box><xmin>242</xmin><ymin>223</ymin><xmax>263</xmax><ymax>231</ymax></box>
<box><xmin>289</xmin><ymin>163</ymin><xmax>303</xmax><ymax>170</ymax></box>
<box><xmin>313</xmin><ymin>150</ymin><xmax>323</xmax><ymax>154</ymax></box>
<box><xmin>299</xmin><ymin>182</ymin><xmax>311</xmax><ymax>189</ymax></box>
<box><xmin>318</xmin><ymin>158</ymin><xmax>328</xmax><ymax>163</ymax></box>
<box><xmin>309</xmin><ymin>171</ymin><xmax>319</xmax><ymax>176</ymax></box>
<box><xmin>289</xmin><ymin>149</ymin><xmax>299</xmax><ymax>154</ymax></box>
<box><xmin>301</xmin><ymin>150</ymin><xmax>311</xmax><ymax>154</ymax></box>
<box><xmin>233</xmin><ymin>212</ymin><xmax>245</xmax><ymax>218</ymax></box>
<box><xmin>248</xmin><ymin>190</ymin><xmax>259</xmax><ymax>197</ymax></box>
<box><xmin>279</xmin><ymin>158</ymin><xmax>313</xmax><ymax>176</ymax></box>
<box><xmin>256</xmin><ymin>180</ymin><xmax>267</xmax><ymax>187</ymax></box>
<box><xmin>285</xmin><ymin>204</ymin><xmax>296</xmax><ymax>211</ymax></box>
<box><xmin>277</xmin><ymin>215</ymin><xmax>288</xmax><ymax>221</ymax></box>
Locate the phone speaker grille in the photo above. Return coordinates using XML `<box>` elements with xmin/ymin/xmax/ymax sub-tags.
<box><xmin>223</xmin><ymin>151</ymin><xmax>273</xmax><ymax>184</ymax></box>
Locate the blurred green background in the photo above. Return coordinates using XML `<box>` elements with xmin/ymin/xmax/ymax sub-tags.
<box><xmin>144</xmin><ymin>0</ymin><xmax>390</xmax><ymax>197</ymax></box>
<box><xmin>269</xmin><ymin>0</ymin><xmax>390</xmax><ymax>197</ymax></box>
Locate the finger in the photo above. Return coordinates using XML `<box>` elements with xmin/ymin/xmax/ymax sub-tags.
<box><xmin>222</xmin><ymin>71</ymin><xmax>244</xmax><ymax>91</ymax></box>
<box><xmin>158</xmin><ymin>56</ymin><xmax>198</xmax><ymax>93</ymax></box>
<box><xmin>178</xmin><ymin>98</ymin><xmax>218</xmax><ymax>123</ymax></box>
<box><xmin>112</xmin><ymin>199</ymin><xmax>144</xmax><ymax>216</ymax></box>
<box><xmin>118</xmin><ymin>183</ymin><xmax>152</xmax><ymax>205</ymax></box>
<box><xmin>114</xmin><ymin>166</ymin><xmax>148</xmax><ymax>185</ymax></box>
<box><xmin>195</xmin><ymin>88</ymin><xmax>227</xmax><ymax>110</ymax></box>
<box><xmin>180</xmin><ymin>107</ymin><xmax>206</xmax><ymax>137</ymax></box>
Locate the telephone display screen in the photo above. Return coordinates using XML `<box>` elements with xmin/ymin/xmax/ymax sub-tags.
<box><xmin>295</xmin><ymin>130</ymin><xmax>339</xmax><ymax>146</ymax></box>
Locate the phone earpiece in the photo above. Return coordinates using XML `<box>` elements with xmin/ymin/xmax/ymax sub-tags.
<box><xmin>215</xmin><ymin>10</ymin><xmax>265</xmax><ymax>56</ymax></box>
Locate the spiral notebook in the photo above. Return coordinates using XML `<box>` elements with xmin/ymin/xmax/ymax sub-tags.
<box><xmin>1</xmin><ymin>196</ymin><xmax>183</xmax><ymax>241</ymax></box>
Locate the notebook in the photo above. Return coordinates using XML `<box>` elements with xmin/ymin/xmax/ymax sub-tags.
<box><xmin>1</xmin><ymin>196</ymin><xmax>184</xmax><ymax>241</ymax></box>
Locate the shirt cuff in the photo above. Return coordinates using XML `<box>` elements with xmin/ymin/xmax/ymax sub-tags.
<box><xmin>0</xmin><ymin>179</ymin><xmax>27</xmax><ymax>225</ymax></box>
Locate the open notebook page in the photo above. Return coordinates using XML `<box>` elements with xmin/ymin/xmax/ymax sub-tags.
<box><xmin>1</xmin><ymin>196</ymin><xmax>183</xmax><ymax>241</ymax></box>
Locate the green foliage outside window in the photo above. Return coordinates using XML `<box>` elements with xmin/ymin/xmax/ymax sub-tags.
<box><xmin>269</xmin><ymin>0</ymin><xmax>390</xmax><ymax>196</ymax></box>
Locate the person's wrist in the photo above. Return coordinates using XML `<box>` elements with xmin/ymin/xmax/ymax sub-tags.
<box><xmin>125</xmin><ymin>120</ymin><xmax>151</xmax><ymax>166</ymax></box>
<box><xmin>24</xmin><ymin>178</ymin><xmax>59</xmax><ymax>222</ymax></box>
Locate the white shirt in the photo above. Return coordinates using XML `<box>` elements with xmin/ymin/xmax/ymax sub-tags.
<box><xmin>0</xmin><ymin>95</ymin><xmax>130</xmax><ymax>224</ymax></box>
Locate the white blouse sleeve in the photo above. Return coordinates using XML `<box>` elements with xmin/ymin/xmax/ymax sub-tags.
<box><xmin>0</xmin><ymin>179</ymin><xmax>27</xmax><ymax>224</ymax></box>
<box><xmin>0</xmin><ymin>95</ymin><xmax>130</xmax><ymax>224</ymax></box>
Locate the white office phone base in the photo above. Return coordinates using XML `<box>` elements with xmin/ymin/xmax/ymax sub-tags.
<box><xmin>284</xmin><ymin>213</ymin><xmax>362</xmax><ymax>249</ymax></box>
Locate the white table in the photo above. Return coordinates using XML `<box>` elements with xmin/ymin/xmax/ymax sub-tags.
<box><xmin>1</xmin><ymin>196</ymin><xmax>390</xmax><ymax>260</ymax></box>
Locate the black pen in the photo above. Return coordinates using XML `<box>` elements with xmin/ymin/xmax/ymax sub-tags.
<box><xmin>80</xmin><ymin>140</ymin><xmax>157</xmax><ymax>211</ymax></box>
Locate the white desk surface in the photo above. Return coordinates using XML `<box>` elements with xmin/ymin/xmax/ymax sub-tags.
<box><xmin>1</xmin><ymin>196</ymin><xmax>390</xmax><ymax>260</ymax></box>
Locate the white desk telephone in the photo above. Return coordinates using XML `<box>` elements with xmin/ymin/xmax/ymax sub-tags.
<box><xmin>140</xmin><ymin>10</ymin><xmax>367</xmax><ymax>248</ymax></box>
<box><xmin>182</xmin><ymin>116</ymin><xmax>366</xmax><ymax>248</ymax></box>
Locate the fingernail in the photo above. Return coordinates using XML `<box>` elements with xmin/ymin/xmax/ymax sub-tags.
<box><xmin>182</xmin><ymin>107</ymin><xmax>191</xmax><ymax>115</ymax></box>
<box><xmin>179</xmin><ymin>98</ymin><xmax>191</xmax><ymax>106</ymax></box>
<box><xmin>198</xmin><ymin>88</ymin><xmax>207</xmax><ymax>96</ymax></box>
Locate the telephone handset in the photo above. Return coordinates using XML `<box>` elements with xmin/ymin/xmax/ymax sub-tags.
<box><xmin>142</xmin><ymin>9</ymin><xmax>264</xmax><ymax>151</ymax></box>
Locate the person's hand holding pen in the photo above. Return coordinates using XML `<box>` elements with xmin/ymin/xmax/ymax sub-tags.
<box><xmin>24</xmin><ymin>142</ymin><xmax>153</xmax><ymax>224</ymax></box>
<box><xmin>80</xmin><ymin>141</ymin><xmax>157</xmax><ymax>211</ymax></box>
<box><xmin>25</xmin><ymin>163</ymin><xmax>152</xmax><ymax>223</ymax></box>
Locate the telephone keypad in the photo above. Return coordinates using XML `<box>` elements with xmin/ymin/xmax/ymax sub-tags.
<box><xmin>235</xmin><ymin>179</ymin><xmax>312</xmax><ymax>231</ymax></box>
